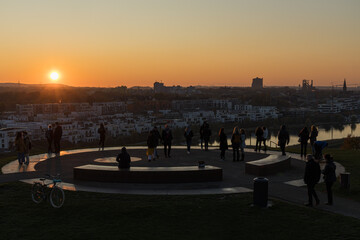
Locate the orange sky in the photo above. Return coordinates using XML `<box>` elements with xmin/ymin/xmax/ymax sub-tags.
<box><xmin>0</xmin><ymin>0</ymin><xmax>359</xmax><ymax>87</ymax></box>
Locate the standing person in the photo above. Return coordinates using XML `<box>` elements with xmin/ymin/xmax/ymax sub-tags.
<box><xmin>298</xmin><ymin>126</ymin><xmax>310</xmax><ymax>158</ymax></box>
<box><xmin>98</xmin><ymin>123</ymin><xmax>106</xmax><ymax>151</ymax></box>
<box><xmin>14</xmin><ymin>132</ymin><xmax>25</xmax><ymax>165</ymax></box>
<box><xmin>200</xmin><ymin>122</ymin><xmax>205</xmax><ymax>150</ymax></box>
<box><xmin>310</xmin><ymin>125</ymin><xmax>318</xmax><ymax>154</ymax></box>
<box><xmin>147</xmin><ymin>130</ymin><xmax>157</xmax><ymax>162</ymax></box>
<box><xmin>304</xmin><ymin>154</ymin><xmax>321</xmax><ymax>207</ymax></box>
<box><xmin>162</xmin><ymin>124</ymin><xmax>173</xmax><ymax>158</ymax></box>
<box><xmin>45</xmin><ymin>125</ymin><xmax>53</xmax><ymax>154</ymax></box>
<box><xmin>23</xmin><ymin>131</ymin><xmax>31</xmax><ymax>165</ymax></box>
<box><xmin>262</xmin><ymin>126</ymin><xmax>268</xmax><ymax>152</ymax></box>
<box><xmin>53</xmin><ymin>122</ymin><xmax>63</xmax><ymax>155</ymax></box>
<box><xmin>231</xmin><ymin>127</ymin><xmax>241</xmax><ymax>162</ymax></box>
<box><xmin>184</xmin><ymin>125</ymin><xmax>194</xmax><ymax>154</ymax></box>
<box><xmin>116</xmin><ymin>147</ymin><xmax>131</xmax><ymax>168</ymax></box>
<box><xmin>219</xmin><ymin>128</ymin><xmax>228</xmax><ymax>161</ymax></box>
<box><xmin>240</xmin><ymin>128</ymin><xmax>246</xmax><ymax>161</ymax></box>
<box><xmin>277</xmin><ymin>125</ymin><xmax>290</xmax><ymax>156</ymax></box>
<box><xmin>152</xmin><ymin>126</ymin><xmax>161</xmax><ymax>159</ymax></box>
<box><xmin>254</xmin><ymin>126</ymin><xmax>263</xmax><ymax>152</ymax></box>
<box><xmin>322</xmin><ymin>154</ymin><xmax>336</xmax><ymax>205</ymax></box>
<box><xmin>203</xmin><ymin>122</ymin><xmax>212</xmax><ymax>151</ymax></box>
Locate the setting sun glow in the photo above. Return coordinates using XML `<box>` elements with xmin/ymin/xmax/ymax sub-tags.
<box><xmin>50</xmin><ymin>72</ymin><xmax>59</xmax><ymax>81</ymax></box>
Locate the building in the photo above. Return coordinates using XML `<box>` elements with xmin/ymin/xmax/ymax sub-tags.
<box><xmin>252</xmin><ymin>77</ymin><xmax>263</xmax><ymax>89</ymax></box>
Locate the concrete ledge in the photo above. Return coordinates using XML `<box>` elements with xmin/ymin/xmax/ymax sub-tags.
<box><xmin>74</xmin><ymin>164</ymin><xmax>223</xmax><ymax>183</ymax></box>
<box><xmin>245</xmin><ymin>155</ymin><xmax>291</xmax><ymax>176</ymax></box>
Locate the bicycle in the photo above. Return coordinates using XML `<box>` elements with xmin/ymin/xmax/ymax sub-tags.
<box><xmin>31</xmin><ymin>174</ymin><xmax>65</xmax><ymax>208</ymax></box>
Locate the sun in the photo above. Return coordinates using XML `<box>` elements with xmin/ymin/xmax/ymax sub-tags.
<box><xmin>50</xmin><ymin>72</ymin><xmax>59</xmax><ymax>81</ymax></box>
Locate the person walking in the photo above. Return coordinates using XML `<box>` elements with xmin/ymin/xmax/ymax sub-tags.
<box><xmin>254</xmin><ymin>126</ymin><xmax>264</xmax><ymax>152</ymax></box>
<box><xmin>262</xmin><ymin>126</ymin><xmax>268</xmax><ymax>152</ymax></box>
<box><xmin>152</xmin><ymin>126</ymin><xmax>161</xmax><ymax>159</ymax></box>
<box><xmin>304</xmin><ymin>154</ymin><xmax>321</xmax><ymax>207</ymax></box>
<box><xmin>203</xmin><ymin>122</ymin><xmax>212</xmax><ymax>151</ymax></box>
<box><xmin>184</xmin><ymin>126</ymin><xmax>194</xmax><ymax>154</ymax></box>
<box><xmin>277</xmin><ymin>125</ymin><xmax>290</xmax><ymax>156</ymax></box>
<box><xmin>23</xmin><ymin>131</ymin><xmax>31</xmax><ymax>165</ymax></box>
<box><xmin>240</xmin><ymin>128</ymin><xmax>246</xmax><ymax>161</ymax></box>
<box><xmin>53</xmin><ymin>122</ymin><xmax>63</xmax><ymax>155</ymax></box>
<box><xmin>14</xmin><ymin>132</ymin><xmax>25</xmax><ymax>165</ymax></box>
<box><xmin>147</xmin><ymin>130</ymin><xmax>157</xmax><ymax>162</ymax></box>
<box><xmin>98</xmin><ymin>123</ymin><xmax>106</xmax><ymax>151</ymax></box>
<box><xmin>322</xmin><ymin>154</ymin><xmax>336</xmax><ymax>205</ymax></box>
<box><xmin>231</xmin><ymin>127</ymin><xmax>241</xmax><ymax>162</ymax></box>
<box><xmin>45</xmin><ymin>124</ymin><xmax>53</xmax><ymax>154</ymax></box>
<box><xmin>310</xmin><ymin>125</ymin><xmax>318</xmax><ymax>155</ymax></box>
<box><xmin>298</xmin><ymin>126</ymin><xmax>310</xmax><ymax>158</ymax></box>
<box><xmin>162</xmin><ymin>124</ymin><xmax>173</xmax><ymax>158</ymax></box>
<box><xmin>219</xmin><ymin>128</ymin><xmax>228</xmax><ymax>161</ymax></box>
<box><xmin>116</xmin><ymin>147</ymin><xmax>131</xmax><ymax>168</ymax></box>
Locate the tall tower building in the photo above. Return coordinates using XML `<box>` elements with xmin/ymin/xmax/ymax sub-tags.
<box><xmin>252</xmin><ymin>77</ymin><xmax>263</xmax><ymax>89</ymax></box>
<box><xmin>343</xmin><ymin>79</ymin><xmax>347</xmax><ymax>92</ymax></box>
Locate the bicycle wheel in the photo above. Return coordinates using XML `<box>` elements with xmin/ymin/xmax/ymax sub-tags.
<box><xmin>31</xmin><ymin>183</ymin><xmax>45</xmax><ymax>204</ymax></box>
<box><xmin>50</xmin><ymin>186</ymin><xmax>65</xmax><ymax>208</ymax></box>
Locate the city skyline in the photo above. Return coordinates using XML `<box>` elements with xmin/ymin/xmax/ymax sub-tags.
<box><xmin>1</xmin><ymin>0</ymin><xmax>360</xmax><ymax>87</ymax></box>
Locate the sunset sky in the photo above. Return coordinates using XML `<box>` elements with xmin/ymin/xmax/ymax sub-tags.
<box><xmin>0</xmin><ymin>0</ymin><xmax>359</xmax><ymax>87</ymax></box>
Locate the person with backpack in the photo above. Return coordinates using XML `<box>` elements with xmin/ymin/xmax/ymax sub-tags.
<box><xmin>304</xmin><ymin>154</ymin><xmax>321</xmax><ymax>207</ymax></box>
<box><xmin>254</xmin><ymin>126</ymin><xmax>264</xmax><ymax>152</ymax></box>
<box><xmin>219</xmin><ymin>128</ymin><xmax>228</xmax><ymax>161</ymax></box>
<box><xmin>231</xmin><ymin>126</ymin><xmax>241</xmax><ymax>162</ymax></box>
<box><xmin>45</xmin><ymin>124</ymin><xmax>53</xmax><ymax>154</ymax></box>
<box><xmin>23</xmin><ymin>131</ymin><xmax>31</xmax><ymax>165</ymax></box>
<box><xmin>116</xmin><ymin>147</ymin><xmax>131</xmax><ymax>168</ymax></box>
<box><xmin>162</xmin><ymin>124</ymin><xmax>173</xmax><ymax>158</ymax></box>
<box><xmin>184</xmin><ymin>125</ymin><xmax>194</xmax><ymax>154</ymax></box>
<box><xmin>322</xmin><ymin>154</ymin><xmax>337</xmax><ymax>205</ymax></box>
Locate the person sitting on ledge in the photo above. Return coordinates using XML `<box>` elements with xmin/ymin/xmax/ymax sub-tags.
<box><xmin>116</xmin><ymin>147</ymin><xmax>131</xmax><ymax>169</ymax></box>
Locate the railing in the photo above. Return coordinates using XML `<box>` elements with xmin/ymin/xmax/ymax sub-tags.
<box><xmin>269</xmin><ymin>140</ymin><xmax>278</xmax><ymax>148</ymax></box>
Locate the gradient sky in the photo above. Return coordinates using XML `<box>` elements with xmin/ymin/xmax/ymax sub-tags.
<box><xmin>0</xmin><ymin>0</ymin><xmax>359</xmax><ymax>87</ymax></box>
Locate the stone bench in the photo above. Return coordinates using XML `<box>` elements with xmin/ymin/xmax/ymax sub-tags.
<box><xmin>245</xmin><ymin>155</ymin><xmax>291</xmax><ymax>176</ymax></box>
<box><xmin>73</xmin><ymin>164</ymin><xmax>223</xmax><ymax>183</ymax></box>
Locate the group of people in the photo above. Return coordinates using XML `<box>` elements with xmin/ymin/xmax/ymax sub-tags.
<box><xmin>14</xmin><ymin>131</ymin><xmax>31</xmax><ymax>165</ymax></box>
<box><xmin>254</xmin><ymin>126</ymin><xmax>269</xmax><ymax>152</ymax></box>
<box><xmin>146</xmin><ymin>125</ymin><xmax>172</xmax><ymax>161</ymax></box>
<box><xmin>304</xmin><ymin>154</ymin><xmax>337</xmax><ymax>206</ymax></box>
<box><xmin>45</xmin><ymin>122</ymin><xmax>63</xmax><ymax>155</ymax></box>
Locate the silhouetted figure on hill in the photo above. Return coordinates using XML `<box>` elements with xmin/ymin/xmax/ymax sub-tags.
<box><xmin>219</xmin><ymin>128</ymin><xmax>228</xmax><ymax>161</ymax></box>
<box><xmin>231</xmin><ymin>127</ymin><xmax>241</xmax><ymax>162</ymax></box>
<box><xmin>53</xmin><ymin>122</ymin><xmax>63</xmax><ymax>155</ymax></box>
<box><xmin>162</xmin><ymin>124</ymin><xmax>173</xmax><ymax>158</ymax></box>
<box><xmin>304</xmin><ymin>154</ymin><xmax>321</xmax><ymax>207</ymax></box>
<box><xmin>202</xmin><ymin>122</ymin><xmax>212</xmax><ymax>151</ymax></box>
<box><xmin>15</xmin><ymin>132</ymin><xmax>25</xmax><ymax>164</ymax></box>
<box><xmin>184</xmin><ymin>126</ymin><xmax>194</xmax><ymax>154</ymax></box>
<box><xmin>277</xmin><ymin>125</ymin><xmax>289</xmax><ymax>156</ymax></box>
<box><xmin>200</xmin><ymin>122</ymin><xmax>205</xmax><ymax>150</ymax></box>
<box><xmin>262</xmin><ymin>126</ymin><xmax>268</xmax><ymax>152</ymax></box>
<box><xmin>152</xmin><ymin>126</ymin><xmax>161</xmax><ymax>159</ymax></box>
<box><xmin>298</xmin><ymin>126</ymin><xmax>309</xmax><ymax>157</ymax></box>
<box><xmin>23</xmin><ymin>131</ymin><xmax>31</xmax><ymax>165</ymax></box>
<box><xmin>313</xmin><ymin>141</ymin><xmax>328</xmax><ymax>160</ymax></box>
<box><xmin>322</xmin><ymin>154</ymin><xmax>336</xmax><ymax>205</ymax></box>
<box><xmin>147</xmin><ymin>130</ymin><xmax>157</xmax><ymax>162</ymax></box>
<box><xmin>45</xmin><ymin>125</ymin><xmax>53</xmax><ymax>154</ymax></box>
<box><xmin>239</xmin><ymin>128</ymin><xmax>246</xmax><ymax>161</ymax></box>
<box><xmin>116</xmin><ymin>147</ymin><xmax>131</xmax><ymax>169</ymax></box>
<box><xmin>98</xmin><ymin>123</ymin><xmax>106</xmax><ymax>151</ymax></box>
<box><xmin>310</xmin><ymin>125</ymin><xmax>318</xmax><ymax>154</ymax></box>
<box><xmin>254</xmin><ymin>126</ymin><xmax>264</xmax><ymax>152</ymax></box>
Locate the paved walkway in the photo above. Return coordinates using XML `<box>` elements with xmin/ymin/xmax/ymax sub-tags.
<box><xmin>1</xmin><ymin>146</ymin><xmax>360</xmax><ymax>220</ymax></box>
